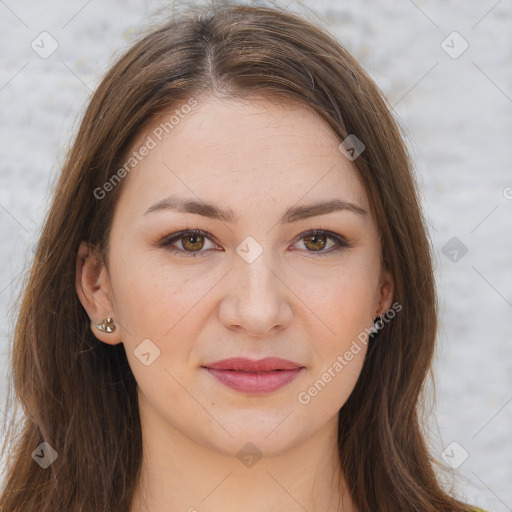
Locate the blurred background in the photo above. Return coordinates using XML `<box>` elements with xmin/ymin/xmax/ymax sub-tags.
<box><xmin>0</xmin><ymin>0</ymin><xmax>511</xmax><ymax>509</ymax></box>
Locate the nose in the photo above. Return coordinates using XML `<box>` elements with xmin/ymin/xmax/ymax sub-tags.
<box><xmin>218</xmin><ymin>247</ymin><xmax>293</xmax><ymax>337</ymax></box>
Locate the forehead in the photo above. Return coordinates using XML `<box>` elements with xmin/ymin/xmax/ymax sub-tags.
<box><xmin>114</xmin><ymin>93</ymin><xmax>370</xmax><ymax>221</ymax></box>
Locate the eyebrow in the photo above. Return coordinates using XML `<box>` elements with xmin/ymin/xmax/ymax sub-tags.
<box><xmin>143</xmin><ymin>195</ymin><xmax>367</xmax><ymax>223</ymax></box>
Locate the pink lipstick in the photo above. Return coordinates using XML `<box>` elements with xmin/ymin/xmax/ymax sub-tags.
<box><xmin>202</xmin><ymin>357</ymin><xmax>304</xmax><ymax>394</ymax></box>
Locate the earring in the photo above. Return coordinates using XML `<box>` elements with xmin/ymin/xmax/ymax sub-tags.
<box><xmin>369</xmin><ymin>314</ymin><xmax>384</xmax><ymax>341</ymax></box>
<box><xmin>374</xmin><ymin>315</ymin><xmax>384</xmax><ymax>330</ymax></box>
<box><xmin>95</xmin><ymin>317</ymin><xmax>116</xmax><ymax>333</ymax></box>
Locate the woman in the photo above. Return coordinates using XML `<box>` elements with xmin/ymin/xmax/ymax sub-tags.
<box><xmin>0</xmin><ymin>3</ymin><xmax>488</xmax><ymax>511</ymax></box>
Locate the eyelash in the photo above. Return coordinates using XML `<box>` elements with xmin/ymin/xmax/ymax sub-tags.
<box><xmin>158</xmin><ymin>229</ymin><xmax>351</xmax><ymax>258</ymax></box>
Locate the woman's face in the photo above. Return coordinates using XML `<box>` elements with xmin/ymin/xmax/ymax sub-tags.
<box><xmin>78</xmin><ymin>93</ymin><xmax>394</xmax><ymax>456</ymax></box>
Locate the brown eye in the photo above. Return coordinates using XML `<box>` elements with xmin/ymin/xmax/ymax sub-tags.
<box><xmin>160</xmin><ymin>229</ymin><xmax>217</xmax><ymax>257</ymax></box>
<box><xmin>181</xmin><ymin>233</ymin><xmax>205</xmax><ymax>252</ymax></box>
<box><xmin>302</xmin><ymin>233</ymin><xmax>328</xmax><ymax>252</ymax></box>
<box><xmin>159</xmin><ymin>228</ymin><xmax>350</xmax><ymax>258</ymax></box>
<box><xmin>294</xmin><ymin>230</ymin><xmax>350</xmax><ymax>256</ymax></box>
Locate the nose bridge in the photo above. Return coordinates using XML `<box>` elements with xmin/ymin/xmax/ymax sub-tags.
<box><xmin>221</xmin><ymin>235</ymin><xmax>291</xmax><ymax>335</ymax></box>
<box><xmin>234</xmin><ymin>235</ymin><xmax>280</xmax><ymax>298</ymax></box>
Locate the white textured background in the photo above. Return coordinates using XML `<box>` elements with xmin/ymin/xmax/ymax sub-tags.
<box><xmin>0</xmin><ymin>0</ymin><xmax>511</xmax><ymax>509</ymax></box>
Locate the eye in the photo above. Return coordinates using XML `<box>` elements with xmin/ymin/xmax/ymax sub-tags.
<box><xmin>158</xmin><ymin>228</ymin><xmax>351</xmax><ymax>258</ymax></box>
<box><xmin>291</xmin><ymin>229</ymin><xmax>351</xmax><ymax>256</ymax></box>
<box><xmin>159</xmin><ymin>229</ymin><xmax>218</xmax><ymax>257</ymax></box>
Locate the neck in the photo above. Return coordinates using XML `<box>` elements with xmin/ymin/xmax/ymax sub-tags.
<box><xmin>130</xmin><ymin>402</ymin><xmax>357</xmax><ymax>512</ymax></box>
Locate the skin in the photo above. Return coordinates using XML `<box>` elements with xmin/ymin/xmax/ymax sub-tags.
<box><xmin>76</xmin><ymin>93</ymin><xmax>394</xmax><ymax>512</ymax></box>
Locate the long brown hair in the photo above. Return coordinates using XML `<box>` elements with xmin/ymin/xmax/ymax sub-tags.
<box><xmin>0</xmin><ymin>3</ymin><xmax>476</xmax><ymax>511</ymax></box>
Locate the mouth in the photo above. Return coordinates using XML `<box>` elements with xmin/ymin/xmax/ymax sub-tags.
<box><xmin>201</xmin><ymin>357</ymin><xmax>305</xmax><ymax>394</ymax></box>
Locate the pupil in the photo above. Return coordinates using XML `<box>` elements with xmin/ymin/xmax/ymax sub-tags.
<box><xmin>307</xmin><ymin>235</ymin><xmax>325</xmax><ymax>250</ymax></box>
<box><xmin>185</xmin><ymin>235</ymin><xmax>203</xmax><ymax>250</ymax></box>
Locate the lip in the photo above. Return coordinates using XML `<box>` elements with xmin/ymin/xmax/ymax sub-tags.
<box><xmin>204</xmin><ymin>357</ymin><xmax>303</xmax><ymax>372</ymax></box>
<box><xmin>202</xmin><ymin>357</ymin><xmax>305</xmax><ymax>394</ymax></box>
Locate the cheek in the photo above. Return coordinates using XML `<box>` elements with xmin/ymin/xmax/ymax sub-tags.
<box><xmin>297</xmin><ymin>274</ymin><xmax>372</xmax><ymax>414</ymax></box>
<box><xmin>299</xmin><ymin>261</ymin><xmax>377</xmax><ymax>341</ymax></box>
<box><xmin>112</xmin><ymin>259</ymin><xmax>210</xmax><ymax>397</ymax></box>
<box><xmin>111</xmin><ymin>249</ymin><xmax>220</xmax><ymax>339</ymax></box>
<box><xmin>295</xmin><ymin>260</ymin><xmax>376</xmax><ymax>405</ymax></box>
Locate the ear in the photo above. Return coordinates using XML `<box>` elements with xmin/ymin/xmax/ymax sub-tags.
<box><xmin>75</xmin><ymin>241</ymin><xmax>122</xmax><ymax>345</ymax></box>
<box><xmin>374</xmin><ymin>267</ymin><xmax>395</xmax><ymax>317</ymax></box>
